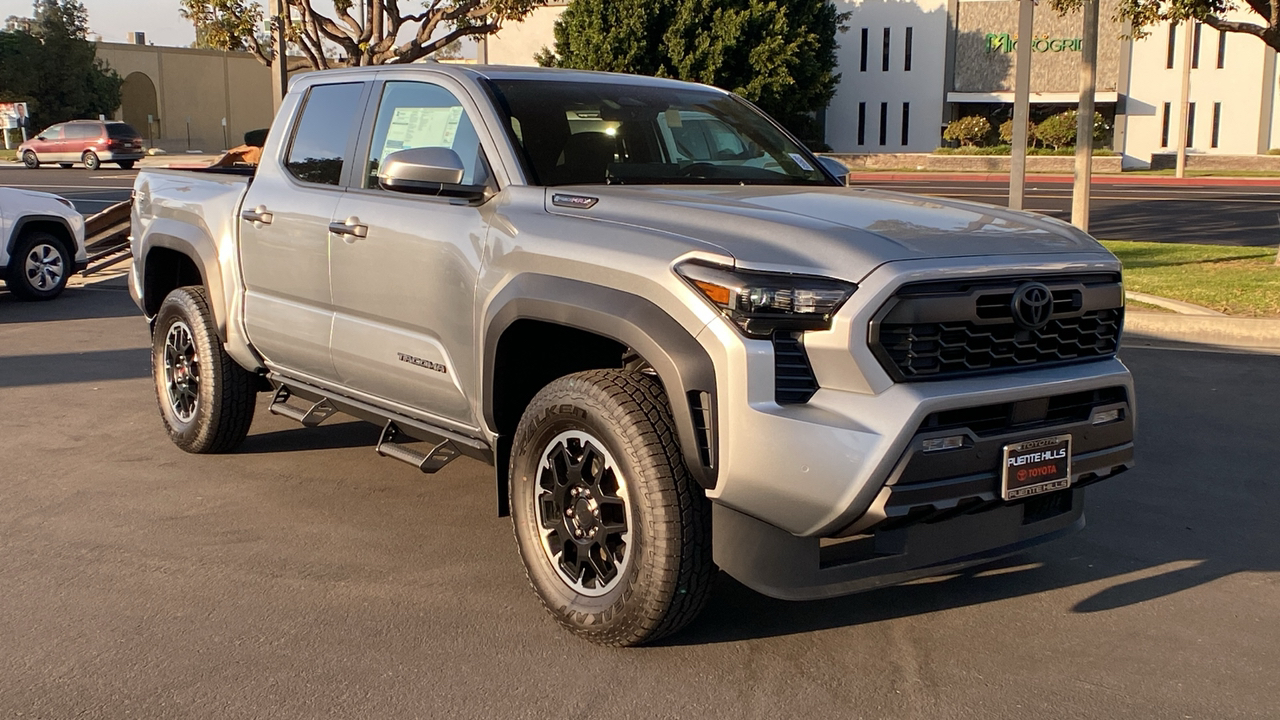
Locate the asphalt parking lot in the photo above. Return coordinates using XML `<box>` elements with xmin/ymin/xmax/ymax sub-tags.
<box><xmin>851</xmin><ymin>176</ymin><xmax>1280</xmax><ymax>246</ymax></box>
<box><xmin>2</xmin><ymin>280</ymin><xmax>1278</xmax><ymax>719</ymax></box>
<box><xmin>0</xmin><ymin>164</ymin><xmax>135</xmax><ymax>215</ymax></box>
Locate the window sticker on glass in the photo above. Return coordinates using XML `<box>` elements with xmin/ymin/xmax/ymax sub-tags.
<box><xmin>788</xmin><ymin>153</ymin><xmax>814</xmax><ymax>171</ymax></box>
<box><xmin>664</xmin><ymin>108</ymin><xmax>683</xmax><ymax>128</ymax></box>
<box><xmin>380</xmin><ymin>105</ymin><xmax>464</xmax><ymax>161</ymax></box>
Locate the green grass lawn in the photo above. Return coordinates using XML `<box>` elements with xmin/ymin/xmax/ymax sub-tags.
<box><xmin>0</xmin><ymin>148</ymin><xmax>16</xmax><ymax>162</ymax></box>
<box><xmin>1100</xmin><ymin>240</ymin><xmax>1280</xmax><ymax>317</ymax></box>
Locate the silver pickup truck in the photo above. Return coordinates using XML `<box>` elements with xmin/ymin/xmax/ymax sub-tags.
<box><xmin>130</xmin><ymin>64</ymin><xmax>1135</xmax><ymax>646</ymax></box>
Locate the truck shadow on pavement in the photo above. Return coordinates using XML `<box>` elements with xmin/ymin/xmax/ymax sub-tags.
<box><xmin>667</xmin><ymin>346</ymin><xmax>1280</xmax><ymax>645</ymax></box>
<box><xmin>0</xmin><ymin>347</ymin><xmax>150</xmax><ymax>387</ymax></box>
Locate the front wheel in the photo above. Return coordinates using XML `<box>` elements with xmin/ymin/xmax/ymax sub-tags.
<box><xmin>82</xmin><ymin>151</ymin><xmax>100</xmax><ymax>171</ymax></box>
<box><xmin>4</xmin><ymin>231</ymin><xmax>70</xmax><ymax>300</ymax></box>
<box><xmin>510</xmin><ymin>370</ymin><xmax>714</xmax><ymax>646</ymax></box>
<box><xmin>22</xmin><ymin>151</ymin><xmax>39</xmax><ymax>168</ymax></box>
<box><xmin>152</xmin><ymin>286</ymin><xmax>256</xmax><ymax>453</ymax></box>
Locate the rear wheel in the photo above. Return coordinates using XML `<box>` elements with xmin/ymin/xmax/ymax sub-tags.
<box><xmin>510</xmin><ymin>370</ymin><xmax>714</xmax><ymax>646</ymax></box>
<box><xmin>82</xmin><ymin>151</ymin><xmax>100</xmax><ymax>171</ymax></box>
<box><xmin>152</xmin><ymin>286</ymin><xmax>256</xmax><ymax>453</ymax></box>
<box><xmin>22</xmin><ymin>151</ymin><xmax>38</xmax><ymax>169</ymax></box>
<box><xmin>116</xmin><ymin>160</ymin><xmax>136</xmax><ymax>170</ymax></box>
<box><xmin>4</xmin><ymin>231</ymin><xmax>70</xmax><ymax>300</ymax></box>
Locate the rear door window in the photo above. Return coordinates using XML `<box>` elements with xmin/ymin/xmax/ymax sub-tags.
<box><xmin>64</xmin><ymin>124</ymin><xmax>99</xmax><ymax>139</ymax></box>
<box><xmin>285</xmin><ymin>82</ymin><xmax>366</xmax><ymax>186</ymax></box>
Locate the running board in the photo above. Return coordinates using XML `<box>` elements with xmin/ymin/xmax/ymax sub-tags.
<box><xmin>268</xmin><ymin>386</ymin><xmax>337</xmax><ymax>427</ymax></box>
<box><xmin>376</xmin><ymin>421</ymin><xmax>460</xmax><ymax>473</ymax></box>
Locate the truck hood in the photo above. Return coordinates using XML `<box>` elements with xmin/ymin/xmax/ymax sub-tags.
<box><xmin>546</xmin><ymin>185</ymin><xmax>1108</xmax><ymax>281</ymax></box>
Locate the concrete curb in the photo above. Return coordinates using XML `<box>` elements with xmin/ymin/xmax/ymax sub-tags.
<box><xmin>1126</xmin><ymin>291</ymin><xmax>1225</xmax><ymax>316</ymax></box>
<box><xmin>1125</xmin><ymin>311</ymin><xmax>1280</xmax><ymax>351</ymax></box>
<box><xmin>846</xmin><ymin>172</ymin><xmax>1280</xmax><ymax>186</ymax></box>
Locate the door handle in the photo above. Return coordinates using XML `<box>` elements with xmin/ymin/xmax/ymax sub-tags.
<box><xmin>329</xmin><ymin>216</ymin><xmax>369</xmax><ymax>241</ymax></box>
<box><xmin>241</xmin><ymin>205</ymin><xmax>274</xmax><ymax>225</ymax></box>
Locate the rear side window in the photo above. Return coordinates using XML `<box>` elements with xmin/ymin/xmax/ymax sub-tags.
<box><xmin>285</xmin><ymin>83</ymin><xmax>365</xmax><ymax>186</ymax></box>
<box><xmin>106</xmin><ymin>123</ymin><xmax>140</xmax><ymax>139</ymax></box>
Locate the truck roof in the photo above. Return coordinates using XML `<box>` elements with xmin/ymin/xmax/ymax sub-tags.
<box><xmin>288</xmin><ymin>63</ymin><xmax>723</xmax><ymax>94</ymax></box>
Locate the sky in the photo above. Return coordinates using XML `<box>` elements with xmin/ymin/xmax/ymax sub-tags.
<box><xmin>0</xmin><ymin>0</ymin><xmax>201</xmax><ymax>47</ymax></box>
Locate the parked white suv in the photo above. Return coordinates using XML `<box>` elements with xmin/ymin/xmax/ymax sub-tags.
<box><xmin>0</xmin><ymin>188</ymin><xmax>87</xmax><ymax>300</ymax></box>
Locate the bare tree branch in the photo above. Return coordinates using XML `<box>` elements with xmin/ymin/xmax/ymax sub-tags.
<box><xmin>1200</xmin><ymin>13</ymin><xmax>1270</xmax><ymax>38</ymax></box>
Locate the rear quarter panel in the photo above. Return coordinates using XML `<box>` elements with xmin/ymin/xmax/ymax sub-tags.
<box><xmin>131</xmin><ymin>168</ymin><xmax>261</xmax><ymax>370</ymax></box>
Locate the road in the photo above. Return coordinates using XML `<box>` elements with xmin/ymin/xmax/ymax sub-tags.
<box><xmin>851</xmin><ymin>176</ymin><xmax>1280</xmax><ymax>247</ymax></box>
<box><xmin>0</xmin><ymin>165</ymin><xmax>135</xmax><ymax>215</ymax></box>
<box><xmin>1</xmin><ymin>280</ymin><xmax>1277</xmax><ymax>719</ymax></box>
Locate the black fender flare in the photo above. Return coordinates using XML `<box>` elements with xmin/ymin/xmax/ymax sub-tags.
<box><xmin>483</xmin><ymin>274</ymin><xmax>719</xmax><ymax>491</ymax></box>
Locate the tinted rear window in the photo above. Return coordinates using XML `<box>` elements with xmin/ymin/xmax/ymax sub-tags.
<box><xmin>286</xmin><ymin>83</ymin><xmax>365</xmax><ymax>186</ymax></box>
<box><xmin>106</xmin><ymin>123</ymin><xmax>140</xmax><ymax>139</ymax></box>
<box><xmin>64</xmin><ymin>124</ymin><xmax>100</xmax><ymax>139</ymax></box>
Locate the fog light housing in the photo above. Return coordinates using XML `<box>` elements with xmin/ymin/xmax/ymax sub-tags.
<box><xmin>922</xmin><ymin>435</ymin><xmax>966</xmax><ymax>453</ymax></box>
<box><xmin>1092</xmin><ymin>408</ymin><xmax>1122</xmax><ymax>425</ymax></box>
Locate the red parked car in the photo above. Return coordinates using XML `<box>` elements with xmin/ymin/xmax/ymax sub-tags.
<box><xmin>19</xmin><ymin>120</ymin><xmax>145</xmax><ymax>170</ymax></box>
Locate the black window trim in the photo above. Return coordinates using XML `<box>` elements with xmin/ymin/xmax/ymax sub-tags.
<box><xmin>282</xmin><ymin>80</ymin><xmax>373</xmax><ymax>190</ymax></box>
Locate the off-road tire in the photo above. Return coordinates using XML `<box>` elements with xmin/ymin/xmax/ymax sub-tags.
<box><xmin>152</xmin><ymin>286</ymin><xmax>256</xmax><ymax>453</ymax></box>
<box><xmin>82</xmin><ymin>151</ymin><xmax>100</xmax><ymax>171</ymax></box>
<box><xmin>22</xmin><ymin>151</ymin><xmax>38</xmax><ymax>168</ymax></box>
<box><xmin>117</xmin><ymin>160</ymin><xmax>136</xmax><ymax>170</ymax></box>
<box><xmin>5</xmin><ymin>230</ymin><xmax>70</xmax><ymax>300</ymax></box>
<box><xmin>510</xmin><ymin>369</ymin><xmax>714</xmax><ymax>646</ymax></box>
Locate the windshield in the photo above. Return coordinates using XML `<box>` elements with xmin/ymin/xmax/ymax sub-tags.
<box><xmin>486</xmin><ymin>79</ymin><xmax>832</xmax><ymax>187</ymax></box>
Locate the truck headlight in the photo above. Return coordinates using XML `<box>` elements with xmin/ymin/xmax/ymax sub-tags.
<box><xmin>675</xmin><ymin>260</ymin><xmax>856</xmax><ymax>338</ymax></box>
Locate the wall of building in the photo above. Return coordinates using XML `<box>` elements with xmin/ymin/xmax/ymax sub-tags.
<box><xmin>96</xmin><ymin>42</ymin><xmax>276</xmax><ymax>153</ymax></box>
<box><xmin>827</xmin><ymin>0</ymin><xmax>950</xmax><ymax>152</ymax></box>
<box><xmin>1123</xmin><ymin>16</ymin><xmax>1278</xmax><ymax>167</ymax></box>
<box><xmin>484</xmin><ymin>3</ymin><xmax>567</xmax><ymax>66</ymax></box>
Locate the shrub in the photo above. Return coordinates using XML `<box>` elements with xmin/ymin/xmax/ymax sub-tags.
<box><xmin>932</xmin><ymin>145</ymin><xmax>1115</xmax><ymax>156</ymax></box>
<box><xmin>998</xmin><ymin>118</ymin><xmax>1036</xmax><ymax>145</ymax></box>
<box><xmin>1268</xmin><ymin>148</ymin><xmax>1280</xmax><ymax>155</ymax></box>
<box><xmin>942</xmin><ymin>115</ymin><xmax>991</xmax><ymax>147</ymax></box>
<box><xmin>1034</xmin><ymin>110</ymin><xmax>1110</xmax><ymax>149</ymax></box>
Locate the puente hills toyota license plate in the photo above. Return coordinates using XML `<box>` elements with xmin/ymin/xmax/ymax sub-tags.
<box><xmin>1001</xmin><ymin>434</ymin><xmax>1072</xmax><ymax>500</ymax></box>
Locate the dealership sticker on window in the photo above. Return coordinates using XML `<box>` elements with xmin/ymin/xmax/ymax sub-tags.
<box><xmin>789</xmin><ymin>153</ymin><xmax>814</xmax><ymax>171</ymax></box>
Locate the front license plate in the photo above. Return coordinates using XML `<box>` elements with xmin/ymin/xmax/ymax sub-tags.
<box><xmin>1001</xmin><ymin>434</ymin><xmax>1072</xmax><ymax>500</ymax></box>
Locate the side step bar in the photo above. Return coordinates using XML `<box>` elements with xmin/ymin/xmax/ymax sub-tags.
<box><xmin>376</xmin><ymin>421</ymin><xmax>460</xmax><ymax>473</ymax></box>
<box><xmin>268</xmin><ymin>386</ymin><xmax>338</xmax><ymax>426</ymax></box>
<box><xmin>265</xmin><ymin>375</ymin><xmax>493</xmax><ymax>474</ymax></box>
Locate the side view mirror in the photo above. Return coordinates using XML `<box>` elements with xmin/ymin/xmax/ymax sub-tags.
<box><xmin>378</xmin><ymin>147</ymin><xmax>486</xmax><ymax>201</ymax></box>
<box><xmin>816</xmin><ymin>156</ymin><xmax>850</xmax><ymax>185</ymax></box>
<box><xmin>36</xmin><ymin>135</ymin><xmax>46</xmax><ymax>141</ymax></box>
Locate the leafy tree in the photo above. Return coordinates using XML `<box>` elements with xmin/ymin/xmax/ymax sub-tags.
<box><xmin>942</xmin><ymin>115</ymin><xmax>991</xmax><ymax>146</ymax></box>
<box><xmin>539</xmin><ymin>0</ymin><xmax>848</xmax><ymax>148</ymax></box>
<box><xmin>0</xmin><ymin>0</ymin><xmax>121</xmax><ymax>130</ymax></box>
<box><xmin>998</xmin><ymin>117</ymin><xmax>1035</xmax><ymax>145</ymax></box>
<box><xmin>1051</xmin><ymin>0</ymin><xmax>1280</xmax><ymax>54</ymax></box>
<box><xmin>181</xmin><ymin>0</ymin><xmax>536</xmax><ymax>71</ymax></box>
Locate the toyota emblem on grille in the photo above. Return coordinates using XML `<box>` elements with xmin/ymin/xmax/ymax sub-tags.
<box><xmin>1011</xmin><ymin>282</ymin><xmax>1053</xmax><ymax>330</ymax></box>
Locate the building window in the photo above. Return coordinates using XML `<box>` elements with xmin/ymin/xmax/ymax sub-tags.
<box><xmin>1166</xmin><ymin>22</ymin><xmax>1177</xmax><ymax>69</ymax></box>
<box><xmin>1211</xmin><ymin>102</ymin><xmax>1221</xmax><ymax>148</ymax></box>
<box><xmin>879</xmin><ymin>102</ymin><xmax>888</xmax><ymax>145</ymax></box>
<box><xmin>882</xmin><ymin>28</ymin><xmax>891</xmax><ymax>71</ymax></box>
<box><xmin>1186</xmin><ymin>102</ymin><xmax>1196</xmax><ymax>147</ymax></box>
<box><xmin>1161</xmin><ymin>102</ymin><xmax>1171</xmax><ymax>147</ymax></box>
<box><xmin>1192</xmin><ymin>22</ymin><xmax>1201</xmax><ymax>68</ymax></box>
<box><xmin>1218</xmin><ymin>29</ymin><xmax>1227</xmax><ymax>68</ymax></box>
<box><xmin>904</xmin><ymin>27</ymin><xmax>913</xmax><ymax>71</ymax></box>
<box><xmin>860</xmin><ymin>28</ymin><xmax>868</xmax><ymax>72</ymax></box>
<box><xmin>901</xmin><ymin>102</ymin><xmax>910</xmax><ymax>145</ymax></box>
<box><xmin>858</xmin><ymin>102</ymin><xmax>866</xmax><ymax>145</ymax></box>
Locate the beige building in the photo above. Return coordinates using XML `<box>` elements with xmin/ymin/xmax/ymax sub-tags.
<box><xmin>96</xmin><ymin>41</ymin><xmax>277</xmax><ymax>153</ymax></box>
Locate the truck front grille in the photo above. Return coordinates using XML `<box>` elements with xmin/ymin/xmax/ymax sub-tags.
<box><xmin>870</xmin><ymin>273</ymin><xmax>1124</xmax><ymax>381</ymax></box>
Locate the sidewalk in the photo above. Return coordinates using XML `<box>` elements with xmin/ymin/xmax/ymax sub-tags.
<box><xmin>847</xmin><ymin>171</ymin><xmax>1280</xmax><ymax>186</ymax></box>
